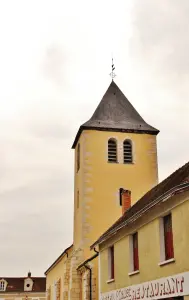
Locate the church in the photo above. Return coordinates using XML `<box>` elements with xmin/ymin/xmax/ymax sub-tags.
<box><xmin>45</xmin><ymin>79</ymin><xmax>160</xmax><ymax>300</ymax></box>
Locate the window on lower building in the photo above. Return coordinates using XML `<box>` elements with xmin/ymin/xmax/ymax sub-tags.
<box><xmin>108</xmin><ymin>245</ymin><xmax>114</xmax><ymax>280</ymax></box>
<box><xmin>163</xmin><ymin>214</ymin><xmax>174</xmax><ymax>260</ymax></box>
<box><xmin>132</xmin><ymin>232</ymin><xmax>139</xmax><ymax>271</ymax></box>
<box><xmin>0</xmin><ymin>281</ymin><xmax>5</xmax><ymax>291</ymax></box>
<box><xmin>0</xmin><ymin>279</ymin><xmax>7</xmax><ymax>291</ymax></box>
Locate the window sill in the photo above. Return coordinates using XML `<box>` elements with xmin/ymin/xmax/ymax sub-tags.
<box><xmin>128</xmin><ymin>270</ymin><xmax>140</xmax><ymax>276</ymax></box>
<box><xmin>106</xmin><ymin>279</ymin><xmax>115</xmax><ymax>284</ymax></box>
<box><xmin>158</xmin><ymin>258</ymin><xmax>175</xmax><ymax>266</ymax></box>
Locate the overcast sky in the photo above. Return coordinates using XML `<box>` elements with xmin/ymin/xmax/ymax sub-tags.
<box><xmin>0</xmin><ymin>0</ymin><xmax>188</xmax><ymax>276</ymax></box>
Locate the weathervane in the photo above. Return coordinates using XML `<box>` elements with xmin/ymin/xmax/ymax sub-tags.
<box><xmin>109</xmin><ymin>58</ymin><xmax>116</xmax><ymax>80</ymax></box>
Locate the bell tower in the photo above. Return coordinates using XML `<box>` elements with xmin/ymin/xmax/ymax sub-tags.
<box><xmin>72</xmin><ymin>80</ymin><xmax>159</xmax><ymax>254</ymax></box>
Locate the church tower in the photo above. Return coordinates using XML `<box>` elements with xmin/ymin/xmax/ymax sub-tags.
<box><xmin>72</xmin><ymin>80</ymin><xmax>159</xmax><ymax>253</ymax></box>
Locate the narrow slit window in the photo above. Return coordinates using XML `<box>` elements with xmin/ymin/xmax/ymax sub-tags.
<box><xmin>77</xmin><ymin>144</ymin><xmax>80</xmax><ymax>172</ymax></box>
<box><xmin>108</xmin><ymin>139</ymin><xmax>117</xmax><ymax>163</ymax></box>
<box><xmin>77</xmin><ymin>191</ymin><xmax>79</xmax><ymax>209</ymax></box>
<box><xmin>119</xmin><ymin>188</ymin><xmax>124</xmax><ymax>206</ymax></box>
<box><xmin>123</xmin><ymin>140</ymin><xmax>133</xmax><ymax>163</ymax></box>
<box><xmin>163</xmin><ymin>214</ymin><xmax>174</xmax><ymax>260</ymax></box>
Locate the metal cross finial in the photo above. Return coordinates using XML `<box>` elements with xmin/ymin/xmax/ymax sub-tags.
<box><xmin>109</xmin><ymin>58</ymin><xmax>116</xmax><ymax>80</ymax></box>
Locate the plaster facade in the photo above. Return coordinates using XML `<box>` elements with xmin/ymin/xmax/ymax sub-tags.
<box><xmin>98</xmin><ymin>189</ymin><xmax>189</xmax><ymax>300</ymax></box>
<box><xmin>74</xmin><ymin>130</ymin><xmax>158</xmax><ymax>252</ymax></box>
<box><xmin>45</xmin><ymin>80</ymin><xmax>159</xmax><ymax>300</ymax></box>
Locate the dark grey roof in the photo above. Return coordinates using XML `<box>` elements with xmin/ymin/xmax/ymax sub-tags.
<box><xmin>72</xmin><ymin>81</ymin><xmax>159</xmax><ymax>148</ymax></box>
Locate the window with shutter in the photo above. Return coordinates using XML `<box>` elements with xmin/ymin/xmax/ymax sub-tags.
<box><xmin>108</xmin><ymin>139</ymin><xmax>117</xmax><ymax>163</ymax></box>
<box><xmin>123</xmin><ymin>140</ymin><xmax>133</xmax><ymax>163</ymax></box>
<box><xmin>163</xmin><ymin>214</ymin><xmax>174</xmax><ymax>260</ymax></box>
<box><xmin>133</xmin><ymin>232</ymin><xmax>139</xmax><ymax>271</ymax></box>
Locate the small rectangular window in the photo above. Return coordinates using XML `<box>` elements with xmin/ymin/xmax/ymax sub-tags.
<box><xmin>108</xmin><ymin>245</ymin><xmax>114</xmax><ymax>280</ymax></box>
<box><xmin>163</xmin><ymin>214</ymin><xmax>174</xmax><ymax>260</ymax></box>
<box><xmin>77</xmin><ymin>144</ymin><xmax>80</xmax><ymax>172</ymax></box>
<box><xmin>132</xmin><ymin>232</ymin><xmax>139</xmax><ymax>271</ymax></box>
<box><xmin>119</xmin><ymin>188</ymin><xmax>123</xmax><ymax>205</ymax></box>
<box><xmin>77</xmin><ymin>191</ymin><xmax>79</xmax><ymax>209</ymax></box>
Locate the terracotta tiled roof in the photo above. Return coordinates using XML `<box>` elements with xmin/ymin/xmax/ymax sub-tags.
<box><xmin>45</xmin><ymin>244</ymin><xmax>73</xmax><ymax>275</ymax></box>
<box><xmin>72</xmin><ymin>81</ymin><xmax>159</xmax><ymax>148</ymax></box>
<box><xmin>0</xmin><ymin>277</ymin><xmax>46</xmax><ymax>293</ymax></box>
<box><xmin>91</xmin><ymin>161</ymin><xmax>189</xmax><ymax>248</ymax></box>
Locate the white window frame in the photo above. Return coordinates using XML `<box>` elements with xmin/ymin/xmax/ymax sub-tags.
<box><xmin>0</xmin><ymin>280</ymin><xmax>8</xmax><ymax>291</ymax></box>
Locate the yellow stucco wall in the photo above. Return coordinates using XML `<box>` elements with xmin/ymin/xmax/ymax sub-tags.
<box><xmin>73</xmin><ymin>129</ymin><xmax>158</xmax><ymax>253</ymax></box>
<box><xmin>99</xmin><ymin>191</ymin><xmax>189</xmax><ymax>293</ymax></box>
<box><xmin>46</xmin><ymin>126</ymin><xmax>159</xmax><ymax>300</ymax></box>
<box><xmin>46</xmin><ymin>252</ymin><xmax>69</xmax><ymax>300</ymax></box>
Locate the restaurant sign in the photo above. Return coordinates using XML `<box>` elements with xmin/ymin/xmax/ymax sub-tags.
<box><xmin>101</xmin><ymin>272</ymin><xmax>189</xmax><ymax>300</ymax></box>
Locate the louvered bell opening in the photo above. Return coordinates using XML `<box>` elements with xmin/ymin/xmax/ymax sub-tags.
<box><xmin>124</xmin><ymin>141</ymin><xmax>132</xmax><ymax>163</ymax></box>
<box><xmin>108</xmin><ymin>140</ymin><xmax>117</xmax><ymax>163</ymax></box>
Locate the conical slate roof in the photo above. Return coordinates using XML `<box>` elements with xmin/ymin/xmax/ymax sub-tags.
<box><xmin>72</xmin><ymin>81</ymin><xmax>159</xmax><ymax>148</ymax></box>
